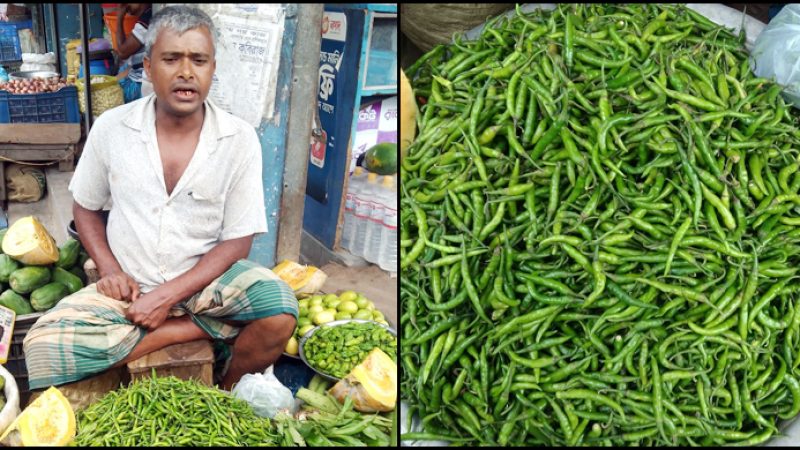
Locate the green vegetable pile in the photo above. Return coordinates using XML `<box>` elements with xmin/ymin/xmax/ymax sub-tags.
<box><xmin>75</xmin><ymin>375</ymin><xmax>279</xmax><ymax>446</ymax></box>
<box><xmin>74</xmin><ymin>374</ymin><xmax>395</xmax><ymax>447</ymax></box>
<box><xmin>401</xmin><ymin>3</ymin><xmax>800</xmax><ymax>447</ymax></box>
<box><xmin>304</xmin><ymin>321</ymin><xmax>397</xmax><ymax>378</ymax></box>
<box><xmin>0</xmin><ymin>235</ymin><xmax>87</xmax><ymax>315</ymax></box>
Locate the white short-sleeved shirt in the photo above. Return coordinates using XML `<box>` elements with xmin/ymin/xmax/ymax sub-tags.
<box><xmin>69</xmin><ymin>94</ymin><xmax>268</xmax><ymax>293</ymax></box>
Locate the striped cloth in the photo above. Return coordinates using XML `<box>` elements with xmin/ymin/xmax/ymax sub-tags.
<box><xmin>23</xmin><ymin>259</ymin><xmax>298</xmax><ymax>390</ymax></box>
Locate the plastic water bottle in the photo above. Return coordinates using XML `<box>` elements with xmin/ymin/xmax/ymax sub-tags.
<box><xmin>341</xmin><ymin>167</ymin><xmax>366</xmax><ymax>251</ymax></box>
<box><xmin>365</xmin><ymin>176</ymin><xmax>395</xmax><ymax>264</ymax></box>
<box><xmin>378</xmin><ymin>179</ymin><xmax>398</xmax><ymax>274</ymax></box>
<box><xmin>350</xmin><ymin>172</ymin><xmax>379</xmax><ymax>258</ymax></box>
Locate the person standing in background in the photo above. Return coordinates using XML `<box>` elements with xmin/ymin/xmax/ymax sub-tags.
<box><xmin>115</xmin><ymin>3</ymin><xmax>152</xmax><ymax>103</ymax></box>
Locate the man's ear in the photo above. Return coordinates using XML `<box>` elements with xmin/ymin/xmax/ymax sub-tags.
<box><xmin>143</xmin><ymin>56</ymin><xmax>151</xmax><ymax>78</ymax></box>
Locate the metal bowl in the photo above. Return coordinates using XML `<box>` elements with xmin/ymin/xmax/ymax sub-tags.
<box><xmin>298</xmin><ymin>319</ymin><xmax>397</xmax><ymax>382</ymax></box>
<box><xmin>9</xmin><ymin>71</ymin><xmax>60</xmax><ymax>81</ymax></box>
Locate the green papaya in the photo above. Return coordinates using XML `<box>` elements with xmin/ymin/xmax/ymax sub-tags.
<box><xmin>9</xmin><ymin>266</ymin><xmax>51</xmax><ymax>294</ymax></box>
<box><xmin>0</xmin><ymin>289</ymin><xmax>33</xmax><ymax>315</ymax></box>
<box><xmin>30</xmin><ymin>282</ymin><xmax>70</xmax><ymax>311</ymax></box>
<box><xmin>0</xmin><ymin>254</ymin><xmax>19</xmax><ymax>283</ymax></box>
<box><xmin>52</xmin><ymin>267</ymin><xmax>84</xmax><ymax>294</ymax></box>
<box><xmin>68</xmin><ymin>266</ymin><xmax>87</xmax><ymax>285</ymax></box>
<box><xmin>364</xmin><ymin>142</ymin><xmax>398</xmax><ymax>175</ymax></box>
<box><xmin>56</xmin><ymin>238</ymin><xmax>81</xmax><ymax>269</ymax></box>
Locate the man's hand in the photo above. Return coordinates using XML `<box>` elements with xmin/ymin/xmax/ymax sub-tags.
<box><xmin>125</xmin><ymin>289</ymin><xmax>174</xmax><ymax>330</ymax></box>
<box><xmin>116</xmin><ymin>4</ymin><xmax>128</xmax><ymax>17</ymax></box>
<box><xmin>97</xmin><ymin>271</ymin><xmax>140</xmax><ymax>302</ymax></box>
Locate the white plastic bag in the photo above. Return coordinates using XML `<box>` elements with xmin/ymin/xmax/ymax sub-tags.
<box><xmin>231</xmin><ymin>365</ymin><xmax>296</xmax><ymax>418</ymax></box>
<box><xmin>0</xmin><ymin>364</ymin><xmax>20</xmax><ymax>438</ymax></box>
<box><xmin>19</xmin><ymin>52</ymin><xmax>57</xmax><ymax>73</ymax></box>
<box><xmin>752</xmin><ymin>4</ymin><xmax>800</xmax><ymax>107</ymax></box>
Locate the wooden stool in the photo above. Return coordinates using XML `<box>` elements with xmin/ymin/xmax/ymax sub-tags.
<box><xmin>126</xmin><ymin>339</ymin><xmax>215</xmax><ymax>386</ymax></box>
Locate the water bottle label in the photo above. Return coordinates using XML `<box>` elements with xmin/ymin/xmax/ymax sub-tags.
<box><xmin>354</xmin><ymin>198</ymin><xmax>372</xmax><ymax>218</ymax></box>
<box><xmin>383</xmin><ymin>207</ymin><xmax>397</xmax><ymax>229</ymax></box>
<box><xmin>344</xmin><ymin>193</ymin><xmax>354</xmax><ymax>211</ymax></box>
<box><xmin>369</xmin><ymin>204</ymin><xmax>385</xmax><ymax>223</ymax></box>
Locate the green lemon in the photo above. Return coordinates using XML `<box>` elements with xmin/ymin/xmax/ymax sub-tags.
<box><xmin>365</xmin><ymin>300</ymin><xmax>376</xmax><ymax>311</ymax></box>
<box><xmin>355</xmin><ymin>295</ymin><xmax>370</xmax><ymax>309</ymax></box>
<box><xmin>334</xmin><ymin>311</ymin><xmax>353</xmax><ymax>321</ymax></box>
<box><xmin>298</xmin><ymin>299</ymin><xmax>309</xmax><ymax>310</ymax></box>
<box><xmin>298</xmin><ymin>316</ymin><xmax>312</xmax><ymax>328</ymax></box>
<box><xmin>338</xmin><ymin>290</ymin><xmax>359</xmax><ymax>302</ymax></box>
<box><xmin>325</xmin><ymin>298</ymin><xmax>341</xmax><ymax>310</ymax></box>
<box><xmin>309</xmin><ymin>304</ymin><xmax>324</xmax><ymax>316</ymax></box>
<box><xmin>354</xmin><ymin>309</ymin><xmax>373</xmax><ymax>320</ymax></box>
<box><xmin>372</xmin><ymin>310</ymin><xmax>384</xmax><ymax>321</ymax></box>
<box><xmin>377</xmin><ymin>319</ymin><xmax>389</xmax><ymax>326</ymax></box>
<box><xmin>324</xmin><ymin>293</ymin><xmax>339</xmax><ymax>304</ymax></box>
<box><xmin>309</xmin><ymin>296</ymin><xmax>324</xmax><ymax>307</ymax></box>
<box><xmin>324</xmin><ymin>308</ymin><xmax>338</xmax><ymax>317</ymax></box>
<box><xmin>284</xmin><ymin>337</ymin><xmax>299</xmax><ymax>355</ymax></box>
<box><xmin>313</xmin><ymin>310</ymin><xmax>336</xmax><ymax>325</ymax></box>
<box><xmin>337</xmin><ymin>301</ymin><xmax>359</xmax><ymax>314</ymax></box>
<box><xmin>298</xmin><ymin>306</ymin><xmax>309</xmax><ymax>318</ymax></box>
<box><xmin>298</xmin><ymin>324</ymin><xmax>316</xmax><ymax>337</ymax></box>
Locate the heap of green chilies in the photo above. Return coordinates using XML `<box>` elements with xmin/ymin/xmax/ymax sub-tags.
<box><xmin>74</xmin><ymin>375</ymin><xmax>279</xmax><ymax>446</ymax></box>
<box><xmin>400</xmin><ymin>3</ymin><xmax>800</xmax><ymax>446</ymax></box>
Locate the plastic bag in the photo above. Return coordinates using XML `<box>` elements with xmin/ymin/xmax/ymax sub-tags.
<box><xmin>20</xmin><ymin>52</ymin><xmax>56</xmax><ymax>73</ymax></box>
<box><xmin>0</xmin><ymin>364</ymin><xmax>21</xmax><ymax>441</ymax></box>
<box><xmin>752</xmin><ymin>4</ymin><xmax>800</xmax><ymax>107</ymax></box>
<box><xmin>231</xmin><ymin>365</ymin><xmax>296</xmax><ymax>418</ymax></box>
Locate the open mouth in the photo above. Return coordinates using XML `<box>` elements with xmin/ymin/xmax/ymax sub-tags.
<box><xmin>172</xmin><ymin>87</ymin><xmax>198</xmax><ymax>100</ymax></box>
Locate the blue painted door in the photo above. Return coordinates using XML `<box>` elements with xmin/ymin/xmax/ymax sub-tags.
<box><xmin>302</xmin><ymin>6</ymin><xmax>365</xmax><ymax>250</ymax></box>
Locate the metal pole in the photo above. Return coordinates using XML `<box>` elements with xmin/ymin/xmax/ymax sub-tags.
<box><xmin>79</xmin><ymin>3</ymin><xmax>93</xmax><ymax>131</ymax></box>
<box><xmin>45</xmin><ymin>4</ymin><xmax>59</xmax><ymax>74</ymax></box>
<box><xmin>275</xmin><ymin>4</ymin><xmax>323</xmax><ymax>263</ymax></box>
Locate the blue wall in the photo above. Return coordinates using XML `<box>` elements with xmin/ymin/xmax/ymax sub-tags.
<box><xmin>43</xmin><ymin>4</ymin><xmax>105</xmax><ymax>77</ymax></box>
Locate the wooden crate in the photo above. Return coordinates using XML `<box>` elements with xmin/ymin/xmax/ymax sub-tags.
<box><xmin>127</xmin><ymin>339</ymin><xmax>215</xmax><ymax>386</ymax></box>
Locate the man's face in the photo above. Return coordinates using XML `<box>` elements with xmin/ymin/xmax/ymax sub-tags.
<box><xmin>143</xmin><ymin>26</ymin><xmax>216</xmax><ymax>118</ymax></box>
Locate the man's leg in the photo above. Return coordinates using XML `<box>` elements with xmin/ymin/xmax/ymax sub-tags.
<box><xmin>219</xmin><ymin>313</ymin><xmax>296</xmax><ymax>390</ymax></box>
<box><xmin>112</xmin><ymin>315</ymin><xmax>211</xmax><ymax>367</ymax></box>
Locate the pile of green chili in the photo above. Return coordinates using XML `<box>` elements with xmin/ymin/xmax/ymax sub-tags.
<box><xmin>400</xmin><ymin>3</ymin><xmax>800</xmax><ymax>446</ymax></box>
<box><xmin>74</xmin><ymin>375</ymin><xmax>280</xmax><ymax>446</ymax></box>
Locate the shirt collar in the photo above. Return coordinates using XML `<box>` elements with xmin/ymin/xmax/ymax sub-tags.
<box><xmin>122</xmin><ymin>93</ymin><xmax>240</xmax><ymax>152</ymax></box>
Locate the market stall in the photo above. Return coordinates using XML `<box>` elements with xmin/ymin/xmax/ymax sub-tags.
<box><xmin>400</xmin><ymin>3</ymin><xmax>800</xmax><ymax>447</ymax></box>
<box><xmin>0</xmin><ymin>216</ymin><xmax>398</xmax><ymax>446</ymax></box>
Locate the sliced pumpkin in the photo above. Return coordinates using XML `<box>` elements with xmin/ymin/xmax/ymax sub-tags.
<box><xmin>0</xmin><ymin>386</ymin><xmax>76</xmax><ymax>446</ymax></box>
<box><xmin>2</xmin><ymin>216</ymin><xmax>59</xmax><ymax>266</ymax></box>
<box><xmin>328</xmin><ymin>347</ymin><xmax>396</xmax><ymax>412</ymax></box>
<box><xmin>272</xmin><ymin>260</ymin><xmax>327</xmax><ymax>296</ymax></box>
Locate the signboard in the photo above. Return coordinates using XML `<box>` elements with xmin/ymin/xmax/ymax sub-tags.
<box><xmin>311</xmin><ymin>11</ymin><xmax>347</xmax><ymax>170</ymax></box>
<box><xmin>189</xmin><ymin>3</ymin><xmax>285</xmax><ymax>127</ymax></box>
<box><xmin>350</xmin><ymin>96</ymin><xmax>397</xmax><ymax>173</ymax></box>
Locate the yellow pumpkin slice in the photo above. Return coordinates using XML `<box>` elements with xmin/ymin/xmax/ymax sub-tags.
<box><xmin>329</xmin><ymin>347</ymin><xmax>396</xmax><ymax>412</ymax></box>
<box><xmin>1</xmin><ymin>386</ymin><xmax>76</xmax><ymax>446</ymax></box>
<box><xmin>2</xmin><ymin>216</ymin><xmax>59</xmax><ymax>265</ymax></box>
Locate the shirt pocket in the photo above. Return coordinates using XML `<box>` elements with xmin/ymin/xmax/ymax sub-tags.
<box><xmin>186</xmin><ymin>189</ymin><xmax>224</xmax><ymax>239</ymax></box>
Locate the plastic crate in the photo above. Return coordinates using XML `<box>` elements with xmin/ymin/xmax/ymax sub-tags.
<box><xmin>0</xmin><ymin>19</ymin><xmax>32</xmax><ymax>63</ymax></box>
<box><xmin>0</xmin><ymin>86</ymin><xmax>81</xmax><ymax>123</ymax></box>
<box><xmin>6</xmin><ymin>311</ymin><xmax>43</xmax><ymax>403</ymax></box>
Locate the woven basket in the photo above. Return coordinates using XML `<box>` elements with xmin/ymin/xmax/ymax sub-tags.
<box><xmin>400</xmin><ymin>4</ymin><xmax>516</xmax><ymax>52</ymax></box>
